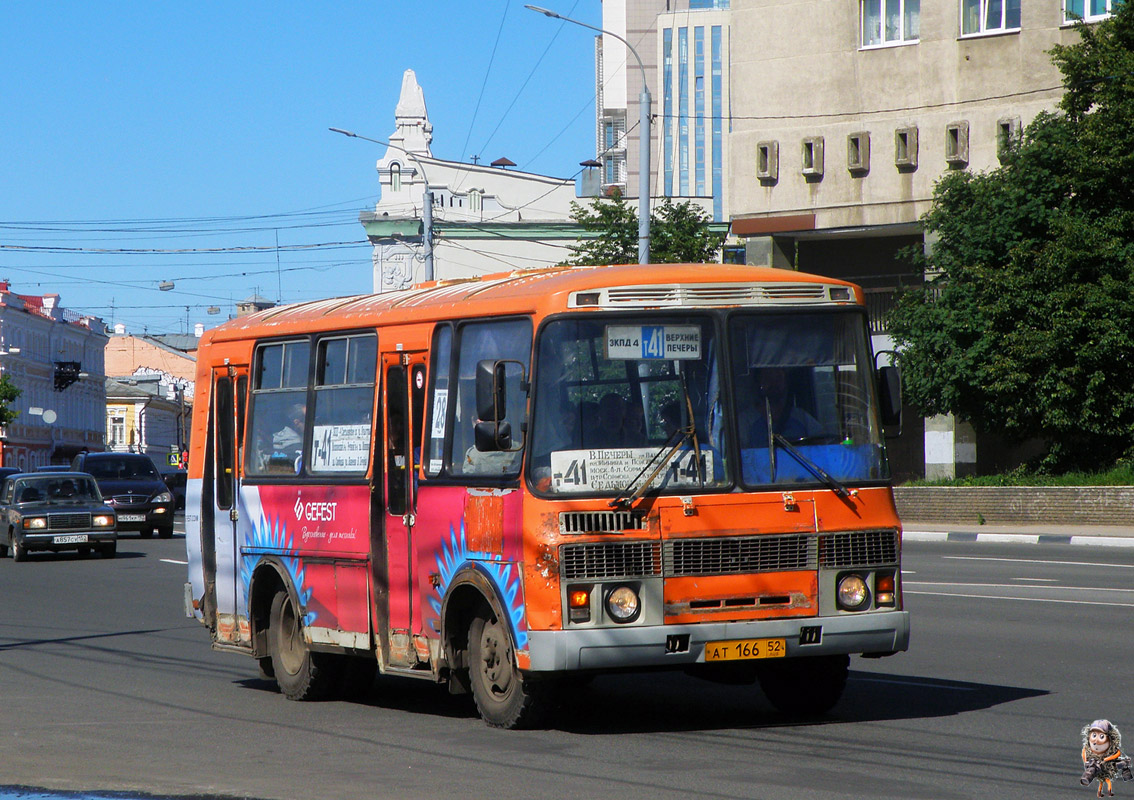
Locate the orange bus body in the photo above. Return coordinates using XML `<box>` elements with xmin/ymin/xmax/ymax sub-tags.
<box><xmin>184</xmin><ymin>263</ymin><xmax>909</xmax><ymax>727</ymax></box>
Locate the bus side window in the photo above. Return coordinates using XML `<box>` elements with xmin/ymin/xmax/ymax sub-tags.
<box><xmin>448</xmin><ymin>318</ymin><xmax>532</xmax><ymax>479</ymax></box>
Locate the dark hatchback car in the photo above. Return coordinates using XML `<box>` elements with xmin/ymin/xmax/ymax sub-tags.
<box><xmin>0</xmin><ymin>472</ymin><xmax>117</xmax><ymax>560</ymax></box>
<box><xmin>71</xmin><ymin>453</ymin><xmax>175</xmax><ymax>538</ymax></box>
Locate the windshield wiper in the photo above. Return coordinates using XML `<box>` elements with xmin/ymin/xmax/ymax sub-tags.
<box><xmin>610</xmin><ymin>378</ymin><xmax>704</xmax><ymax>510</ymax></box>
<box><xmin>771</xmin><ymin>432</ymin><xmax>855</xmax><ymax>502</ymax></box>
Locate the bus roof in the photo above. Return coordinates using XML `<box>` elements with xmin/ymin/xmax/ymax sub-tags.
<box><xmin>201</xmin><ymin>263</ymin><xmax>861</xmax><ymax>344</ymax></box>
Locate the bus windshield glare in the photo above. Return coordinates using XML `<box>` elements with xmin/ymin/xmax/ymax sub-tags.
<box><xmin>530</xmin><ymin>310</ymin><xmax>886</xmax><ymax>496</ymax></box>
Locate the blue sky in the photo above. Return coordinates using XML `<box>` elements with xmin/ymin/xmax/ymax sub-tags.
<box><xmin>0</xmin><ymin>1</ymin><xmax>599</xmax><ymax>334</ymax></box>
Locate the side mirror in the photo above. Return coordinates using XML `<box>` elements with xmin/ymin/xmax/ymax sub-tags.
<box><xmin>475</xmin><ymin>420</ymin><xmax>513</xmax><ymax>452</ymax></box>
<box><xmin>877</xmin><ymin>365</ymin><xmax>902</xmax><ymax>430</ymax></box>
<box><xmin>476</xmin><ymin>360</ymin><xmax>507</xmax><ymax>422</ymax></box>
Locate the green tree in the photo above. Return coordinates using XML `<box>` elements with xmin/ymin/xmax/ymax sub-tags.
<box><xmin>887</xmin><ymin>4</ymin><xmax>1134</xmax><ymax>471</ymax></box>
<box><xmin>565</xmin><ymin>194</ymin><xmax>725</xmax><ymax>265</ymax></box>
<box><xmin>0</xmin><ymin>374</ymin><xmax>20</xmax><ymax>427</ymax></box>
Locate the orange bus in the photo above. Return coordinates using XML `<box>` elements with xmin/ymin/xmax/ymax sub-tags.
<box><xmin>184</xmin><ymin>263</ymin><xmax>909</xmax><ymax>728</ymax></box>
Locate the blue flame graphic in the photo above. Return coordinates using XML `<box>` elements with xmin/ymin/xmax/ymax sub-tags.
<box><xmin>429</xmin><ymin>518</ymin><xmax>527</xmax><ymax>650</ymax></box>
<box><xmin>240</xmin><ymin>513</ymin><xmax>316</xmax><ymax>627</ymax></box>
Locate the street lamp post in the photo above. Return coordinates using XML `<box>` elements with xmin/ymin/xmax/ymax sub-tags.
<box><xmin>526</xmin><ymin>4</ymin><xmax>651</xmax><ymax>265</ymax></box>
<box><xmin>329</xmin><ymin>127</ymin><xmax>435</xmax><ymax>282</ymax></box>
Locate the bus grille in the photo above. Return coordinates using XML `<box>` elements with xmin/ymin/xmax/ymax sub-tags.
<box><xmin>664</xmin><ymin>534</ymin><xmax>816</xmax><ymax>576</ymax></box>
<box><xmin>49</xmin><ymin>513</ymin><xmax>92</xmax><ymax>530</ymax></box>
<box><xmin>819</xmin><ymin>530</ymin><xmax>899</xmax><ymax>568</ymax></box>
<box><xmin>561</xmin><ymin>542</ymin><xmax>662</xmax><ymax>580</ymax></box>
<box><xmin>559</xmin><ymin>511</ymin><xmax>646</xmax><ymax>535</ymax></box>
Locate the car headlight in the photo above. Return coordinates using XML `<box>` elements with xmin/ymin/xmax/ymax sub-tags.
<box><xmin>154</xmin><ymin>491</ymin><xmax>173</xmax><ymax>504</ymax></box>
<box><xmin>92</xmin><ymin>515</ymin><xmax>114</xmax><ymax>527</ymax></box>
<box><xmin>23</xmin><ymin>517</ymin><xmax>47</xmax><ymax>529</ymax></box>
<box><xmin>836</xmin><ymin>574</ymin><xmax>870</xmax><ymax>611</ymax></box>
<box><xmin>605</xmin><ymin>585</ymin><xmax>641</xmax><ymax>623</ymax></box>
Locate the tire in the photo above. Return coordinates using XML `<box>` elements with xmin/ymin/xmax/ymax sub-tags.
<box><xmin>100</xmin><ymin>541</ymin><xmax>117</xmax><ymax>559</ymax></box>
<box><xmin>468</xmin><ymin>607</ymin><xmax>544</xmax><ymax>729</ymax></box>
<box><xmin>0</xmin><ymin>533</ymin><xmax>9</xmax><ymax>558</ymax></box>
<box><xmin>157</xmin><ymin>525</ymin><xmax>173</xmax><ymax>539</ymax></box>
<box><xmin>757</xmin><ymin>654</ymin><xmax>849</xmax><ymax>715</ymax></box>
<box><xmin>268</xmin><ymin>589</ymin><xmax>338</xmax><ymax>701</ymax></box>
<box><xmin>140</xmin><ymin>528</ymin><xmax>153</xmax><ymax>539</ymax></box>
<box><xmin>12</xmin><ymin>537</ymin><xmax>27</xmax><ymax>562</ymax></box>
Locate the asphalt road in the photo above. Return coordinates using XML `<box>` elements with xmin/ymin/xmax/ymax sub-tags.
<box><xmin>0</xmin><ymin>525</ymin><xmax>1130</xmax><ymax>800</ymax></box>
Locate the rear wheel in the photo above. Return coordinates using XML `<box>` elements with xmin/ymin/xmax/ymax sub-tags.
<box><xmin>268</xmin><ymin>589</ymin><xmax>338</xmax><ymax>701</ymax></box>
<box><xmin>757</xmin><ymin>654</ymin><xmax>849</xmax><ymax>715</ymax></box>
<box><xmin>468</xmin><ymin>607</ymin><xmax>544</xmax><ymax>729</ymax></box>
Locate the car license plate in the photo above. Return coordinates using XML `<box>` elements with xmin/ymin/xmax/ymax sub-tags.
<box><xmin>118</xmin><ymin>513</ymin><xmax>146</xmax><ymax>522</ymax></box>
<box><xmin>53</xmin><ymin>534</ymin><xmax>88</xmax><ymax>545</ymax></box>
<box><xmin>704</xmin><ymin>638</ymin><xmax>786</xmax><ymax>662</ymax></box>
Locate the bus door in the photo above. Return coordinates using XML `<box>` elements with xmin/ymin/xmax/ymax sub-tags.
<box><xmin>382</xmin><ymin>351</ymin><xmax>428</xmax><ymax>666</ymax></box>
<box><xmin>207</xmin><ymin>364</ymin><xmax>247</xmax><ymax>644</ymax></box>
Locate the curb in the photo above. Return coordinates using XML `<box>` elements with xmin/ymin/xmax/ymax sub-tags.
<box><xmin>903</xmin><ymin>530</ymin><xmax>1134</xmax><ymax>548</ymax></box>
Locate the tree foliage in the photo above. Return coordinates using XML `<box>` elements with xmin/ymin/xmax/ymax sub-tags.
<box><xmin>887</xmin><ymin>4</ymin><xmax>1134</xmax><ymax>470</ymax></box>
<box><xmin>565</xmin><ymin>194</ymin><xmax>725</xmax><ymax>265</ymax></box>
<box><xmin>0</xmin><ymin>374</ymin><xmax>20</xmax><ymax>427</ymax></box>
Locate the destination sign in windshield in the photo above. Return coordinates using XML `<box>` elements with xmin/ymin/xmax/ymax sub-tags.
<box><xmin>605</xmin><ymin>325</ymin><xmax>702</xmax><ymax>360</ymax></box>
<box><xmin>549</xmin><ymin>448</ymin><xmax>712</xmax><ymax>493</ymax></box>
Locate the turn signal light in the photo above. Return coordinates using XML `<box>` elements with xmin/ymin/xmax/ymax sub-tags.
<box><xmin>875</xmin><ymin>573</ymin><xmax>896</xmax><ymax>606</ymax></box>
<box><xmin>567</xmin><ymin>585</ymin><xmax>591</xmax><ymax>624</ymax></box>
<box><xmin>568</xmin><ymin>589</ymin><xmax>590</xmax><ymax>608</ymax></box>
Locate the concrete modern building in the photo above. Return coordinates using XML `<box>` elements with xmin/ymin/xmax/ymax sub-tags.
<box><xmin>0</xmin><ymin>282</ymin><xmax>108</xmax><ymax>469</ymax></box>
<box><xmin>361</xmin><ymin>70</ymin><xmax>581</xmax><ymax>290</ymax></box>
<box><xmin>726</xmin><ymin>0</ymin><xmax>1091</xmax><ymax>478</ymax></box>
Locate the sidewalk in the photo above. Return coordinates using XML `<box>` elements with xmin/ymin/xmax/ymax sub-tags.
<box><xmin>900</xmin><ymin>520</ymin><xmax>1134</xmax><ymax>547</ymax></box>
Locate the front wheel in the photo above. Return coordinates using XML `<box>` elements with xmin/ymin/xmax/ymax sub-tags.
<box><xmin>100</xmin><ymin>541</ymin><xmax>117</xmax><ymax>559</ymax></box>
<box><xmin>12</xmin><ymin>537</ymin><xmax>27</xmax><ymax>562</ymax></box>
<box><xmin>757</xmin><ymin>654</ymin><xmax>849</xmax><ymax>715</ymax></box>
<box><xmin>468</xmin><ymin>608</ymin><xmax>544</xmax><ymax>729</ymax></box>
<box><xmin>268</xmin><ymin>589</ymin><xmax>338</xmax><ymax>701</ymax></box>
<box><xmin>157</xmin><ymin>525</ymin><xmax>173</xmax><ymax>539</ymax></box>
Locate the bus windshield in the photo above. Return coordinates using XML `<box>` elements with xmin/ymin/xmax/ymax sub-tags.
<box><xmin>531</xmin><ymin>315</ymin><xmax>727</xmax><ymax>495</ymax></box>
<box><xmin>530</xmin><ymin>310</ymin><xmax>887</xmax><ymax>496</ymax></box>
<box><xmin>729</xmin><ymin>311</ymin><xmax>887</xmax><ymax>488</ymax></box>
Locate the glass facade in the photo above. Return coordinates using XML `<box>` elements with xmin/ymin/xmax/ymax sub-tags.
<box><xmin>661</xmin><ymin>16</ymin><xmax>726</xmax><ymax>220</ymax></box>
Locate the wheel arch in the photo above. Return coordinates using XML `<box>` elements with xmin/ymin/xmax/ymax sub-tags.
<box><xmin>439</xmin><ymin>565</ymin><xmax>514</xmax><ymax>692</ymax></box>
<box><xmin>247</xmin><ymin>557</ymin><xmax>297</xmax><ymax>659</ymax></box>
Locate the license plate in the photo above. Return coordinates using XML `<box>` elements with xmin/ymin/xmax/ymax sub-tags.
<box><xmin>704</xmin><ymin>638</ymin><xmax>786</xmax><ymax>662</ymax></box>
<box><xmin>53</xmin><ymin>534</ymin><xmax>88</xmax><ymax>545</ymax></box>
<box><xmin>118</xmin><ymin>513</ymin><xmax>146</xmax><ymax>522</ymax></box>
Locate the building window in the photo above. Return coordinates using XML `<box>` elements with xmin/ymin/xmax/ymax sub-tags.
<box><xmin>110</xmin><ymin>415</ymin><xmax>125</xmax><ymax>447</ymax></box>
<box><xmin>756</xmin><ymin>141</ymin><xmax>779</xmax><ymax>183</ymax></box>
<box><xmin>1065</xmin><ymin>0</ymin><xmax>1117</xmax><ymax>22</ymax></box>
<box><xmin>962</xmin><ymin>0</ymin><xmax>1020</xmax><ymax>35</ymax></box>
<box><xmin>663</xmin><ymin>27</ymin><xmax>674</xmax><ymax>196</ymax></box>
<box><xmin>895</xmin><ymin>126</ymin><xmax>919</xmax><ymax>170</ymax></box>
<box><xmin>862</xmin><ymin>0</ymin><xmax>920</xmax><ymax>47</ymax></box>
<box><xmin>468</xmin><ymin>190</ymin><xmax>481</xmax><ymax>213</ymax></box>
<box><xmin>945</xmin><ymin>121</ymin><xmax>970</xmax><ymax>167</ymax></box>
<box><xmin>847</xmin><ymin>132</ymin><xmax>871</xmax><ymax>174</ymax></box>
<box><xmin>801</xmin><ymin>137</ymin><xmax>825</xmax><ymax>178</ymax></box>
<box><xmin>390</xmin><ymin>162</ymin><xmax>402</xmax><ymax>193</ymax></box>
<box><xmin>997</xmin><ymin>116</ymin><xmax>1023</xmax><ymax>160</ymax></box>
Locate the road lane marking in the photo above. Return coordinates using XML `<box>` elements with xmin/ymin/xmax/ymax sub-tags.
<box><xmin>1011</xmin><ymin>577</ymin><xmax>1058</xmax><ymax>582</ymax></box>
<box><xmin>904</xmin><ymin>590</ymin><xmax>1134</xmax><ymax>607</ymax></box>
<box><xmin>906</xmin><ymin>581</ymin><xmax>1134</xmax><ymax>594</ymax></box>
<box><xmin>161</xmin><ymin>558</ymin><xmax>187</xmax><ymax>565</ymax></box>
<box><xmin>942</xmin><ymin>555</ymin><xmax>1134</xmax><ymax>569</ymax></box>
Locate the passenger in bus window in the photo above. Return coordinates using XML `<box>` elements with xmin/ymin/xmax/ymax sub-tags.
<box><xmin>269</xmin><ymin>402</ymin><xmax>305</xmax><ymax>472</ymax></box>
<box><xmin>584</xmin><ymin>393</ymin><xmax>630</xmax><ymax>449</ymax></box>
<box><xmin>747</xmin><ymin>368</ymin><xmax>824</xmax><ymax>443</ymax></box>
<box><xmin>622</xmin><ymin>401</ymin><xmax>646</xmax><ymax>446</ymax></box>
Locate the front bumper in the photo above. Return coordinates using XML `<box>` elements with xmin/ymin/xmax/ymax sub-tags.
<box><xmin>21</xmin><ymin>530</ymin><xmax>117</xmax><ymax>552</ymax></box>
<box><xmin>526</xmin><ymin>610</ymin><xmax>910</xmax><ymax>672</ymax></box>
<box><xmin>112</xmin><ymin>507</ymin><xmax>173</xmax><ymax>531</ymax></box>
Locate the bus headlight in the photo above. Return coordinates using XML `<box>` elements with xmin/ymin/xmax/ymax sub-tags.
<box><xmin>836</xmin><ymin>574</ymin><xmax>869</xmax><ymax>611</ymax></box>
<box><xmin>605</xmin><ymin>585</ymin><xmax>641</xmax><ymax>623</ymax></box>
